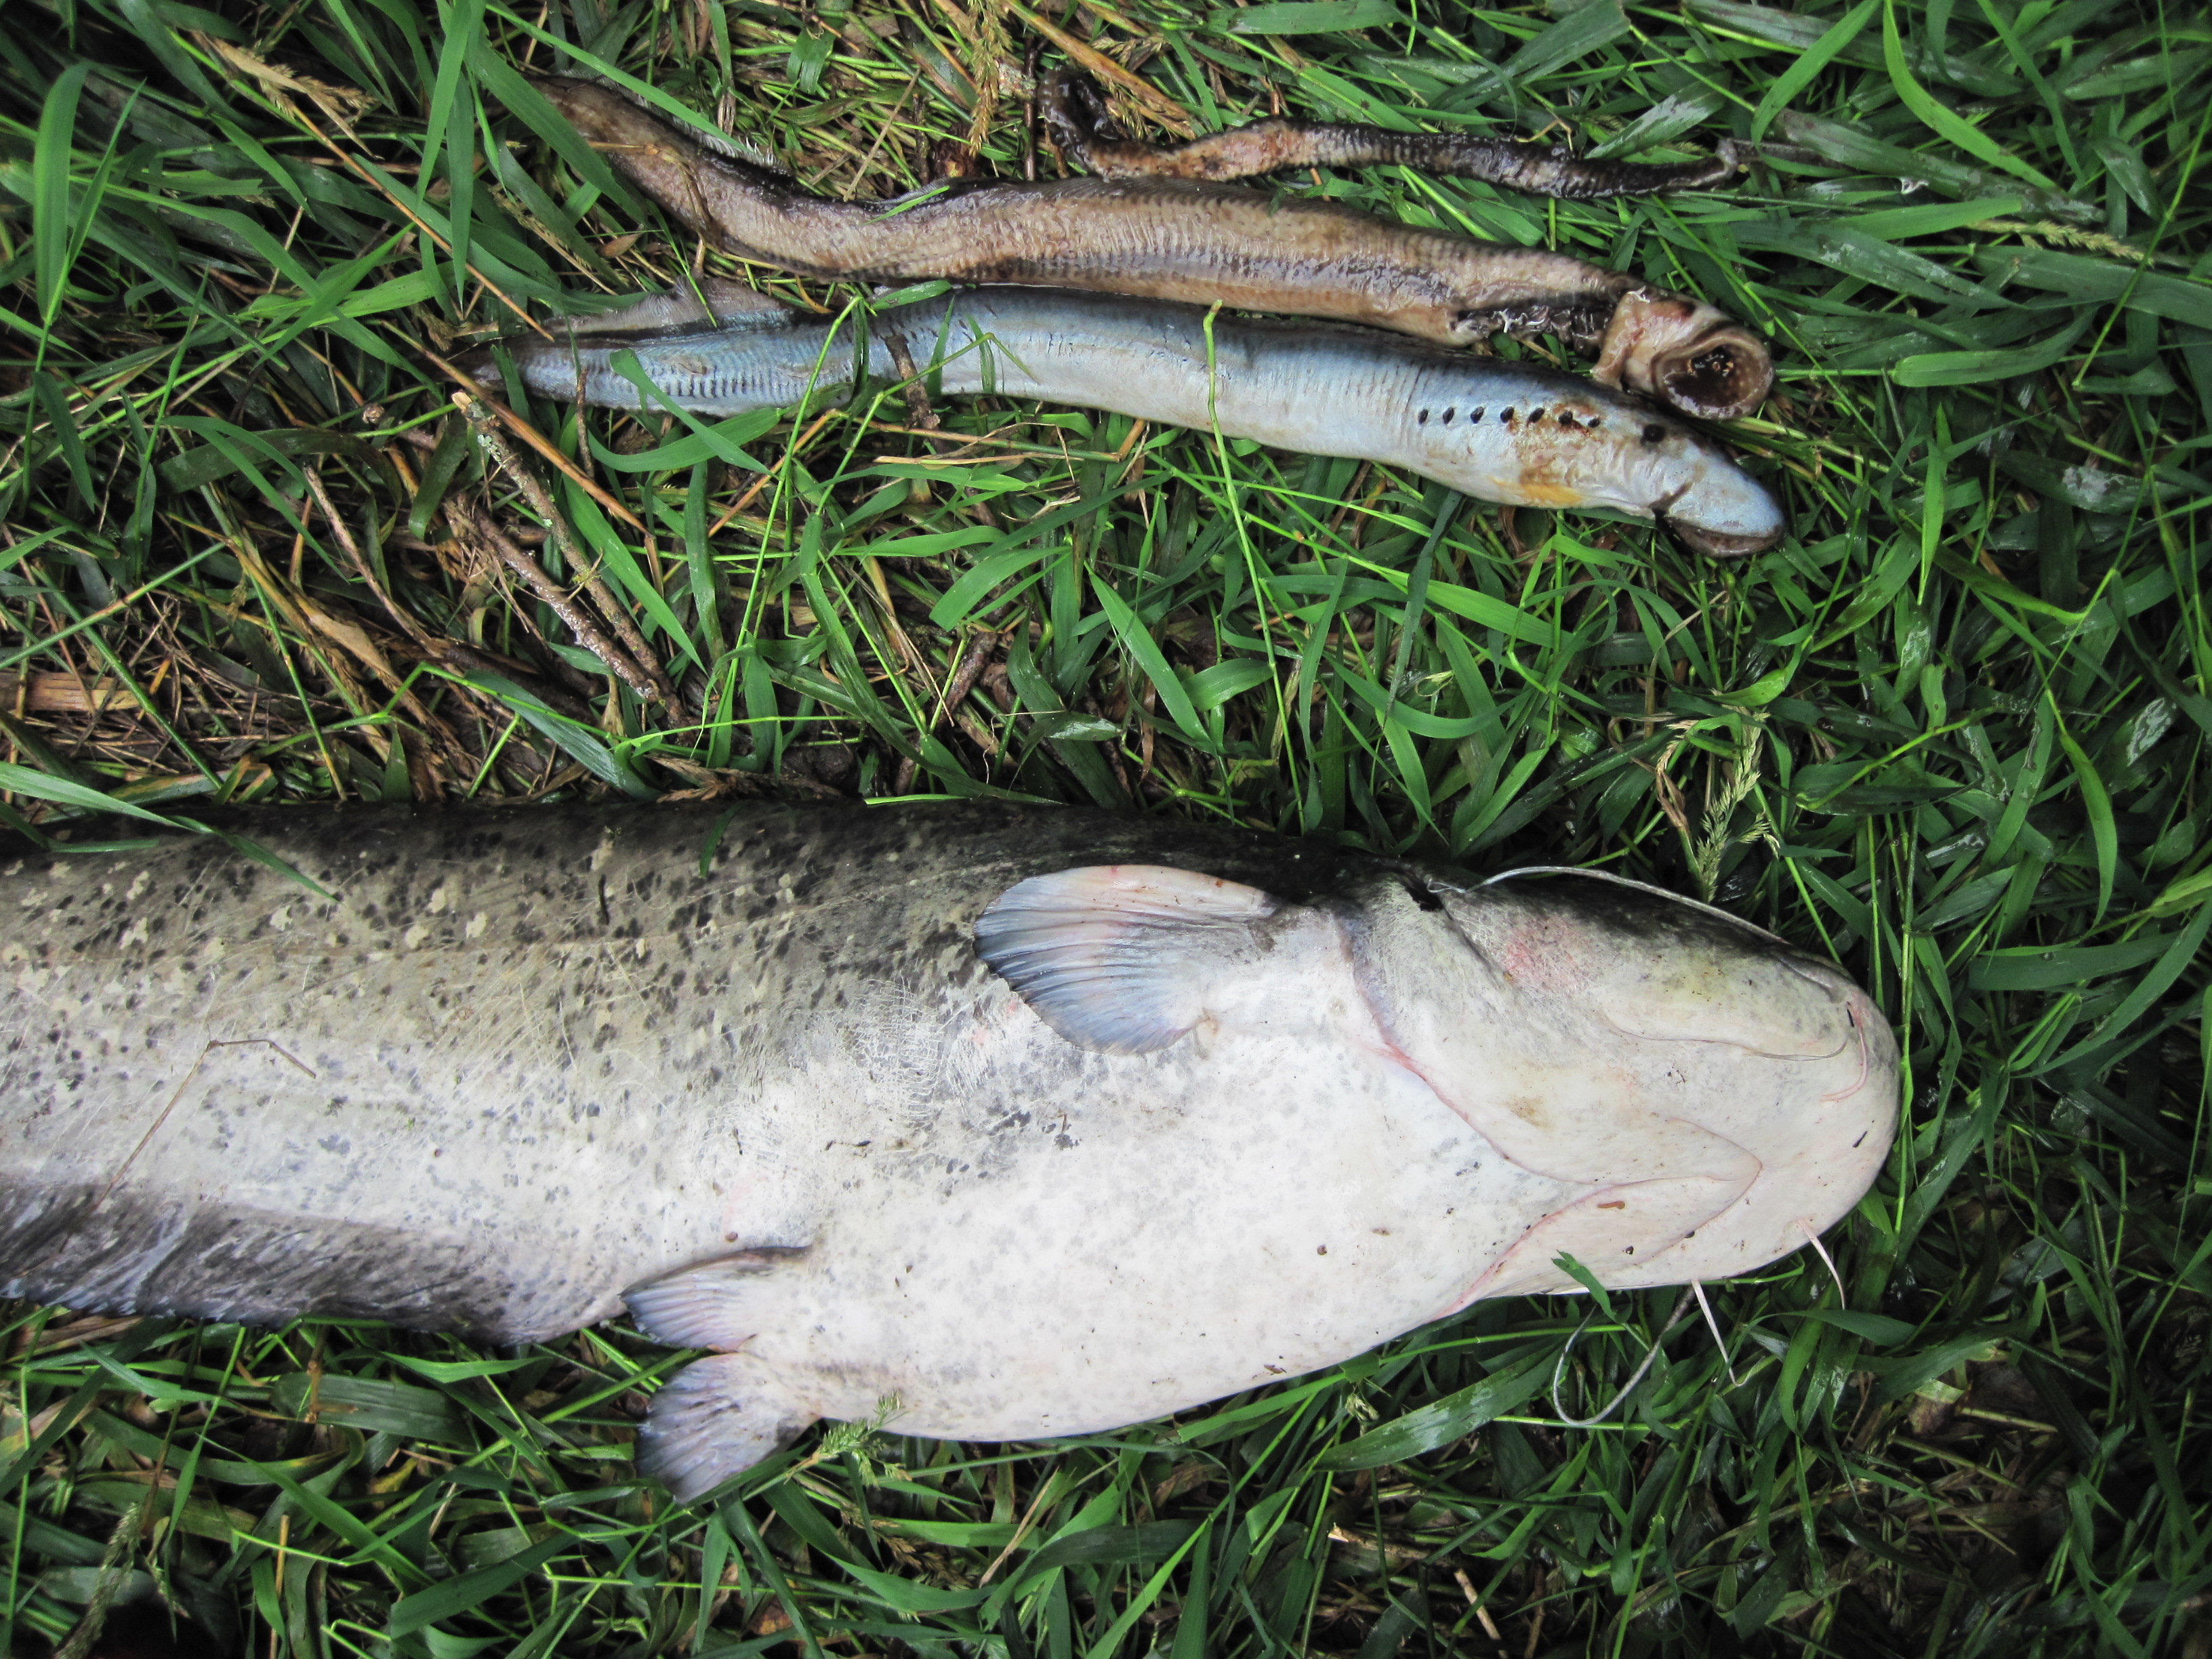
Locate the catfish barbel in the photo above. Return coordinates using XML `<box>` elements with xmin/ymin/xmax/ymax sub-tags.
<box><xmin>0</xmin><ymin>802</ymin><xmax>1894</xmax><ymax>1499</ymax></box>
<box><xmin>537</xmin><ymin>77</ymin><xmax>1774</xmax><ymax>422</ymax></box>
<box><xmin>471</xmin><ymin>284</ymin><xmax>1788</xmax><ymax>557</ymax></box>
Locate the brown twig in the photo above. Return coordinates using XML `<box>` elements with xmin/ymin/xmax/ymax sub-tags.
<box><xmin>931</xmin><ymin>629</ymin><xmax>1002</xmax><ymax>738</ymax></box>
<box><xmin>453</xmin><ymin>392</ymin><xmax>680</xmax><ymax>706</ymax></box>
<box><xmin>996</xmin><ymin>0</ymin><xmax>1191</xmax><ymax>132</ymax></box>
<box><xmin>417</xmin><ymin>347</ymin><xmax>648</xmax><ymax>532</ymax></box>
<box><xmin>467</xmin><ymin>507</ymin><xmax>662</xmax><ymax>705</ymax></box>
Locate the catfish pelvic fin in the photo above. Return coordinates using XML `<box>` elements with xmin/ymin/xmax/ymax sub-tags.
<box><xmin>624</xmin><ymin>1246</ymin><xmax>808</xmax><ymax>1351</ymax></box>
<box><xmin>638</xmin><ymin>1353</ymin><xmax>818</xmax><ymax>1503</ymax></box>
<box><xmin>975</xmin><ymin>865</ymin><xmax>1280</xmax><ymax>1054</ymax></box>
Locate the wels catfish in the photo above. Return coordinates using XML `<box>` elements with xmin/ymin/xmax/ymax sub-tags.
<box><xmin>0</xmin><ymin>802</ymin><xmax>1896</xmax><ymax>1498</ymax></box>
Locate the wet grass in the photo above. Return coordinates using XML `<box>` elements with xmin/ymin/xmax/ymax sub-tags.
<box><xmin>1</xmin><ymin>0</ymin><xmax>2207</xmax><ymax>1653</ymax></box>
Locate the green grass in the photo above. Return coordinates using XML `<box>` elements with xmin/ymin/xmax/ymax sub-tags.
<box><xmin>1</xmin><ymin>0</ymin><xmax>2208</xmax><ymax>1653</ymax></box>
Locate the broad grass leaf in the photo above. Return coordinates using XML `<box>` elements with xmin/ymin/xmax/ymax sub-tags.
<box><xmin>33</xmin><ymin>64</ymin><xmax>92</xmax><ymax>329</ymax></box>
<box><xmin>1317</xmin><ymin>1346</ymin><xmax>1553</xmax><ymax>1469</ymax></box>
<box><xmin>2036</xmin><ymin>903</ymin><xmax>2212</xmax><ymax>1075</ymax></box>
<box><xmin>159</xmin><ymin>426</ymin><xmax>394</xmax><ymax>493</ymax></box>
<box><xmin>1879</xmin><ymin>0</ymin><xmax>2053</xmax><ymax>188</ymax></box>
<box><xmin>1018</xmin><ymin>1520</ymin><xmax>1198</xmax><ymax>1578</ymax></box>
<box><xmin>1869</xmin><ymin>1333</ymin><xmax>2008</xmax><ymax>1404</ymax></box>
<box><xmin>1210</xmin><ymin>1</ymin><xmax>1402</xmax><ymax>33</ymax></box>
<box><xmin>930</xmin><ymin>541</ymin><xmax>1057</xmax><ymax>627</ymax></box>
<box><xmin>271</xmin><ymin>1374</ymin><xmax>466</xmax><ymax>1441</ymax></box>
<box><xmin>387</xmin><ymin>1355</ymin><xmax>544</xmax><ymax>1382</ymax></box>
<box><xmin>1895</xmin><ymin>315</ymin><xmax>2091</xmax><ymax>387</ymax></box>
<box><xmin>388</xmin><ymin>1533</ymin><xmax>571</xmax><ymax>1636</ymax></box>
<box><xmin>0</xmin><ymin>760</ymin><xmax>177</xmax><ymax>825</ymax></box>
<box><xmin>561</xmin><ymin>482</ymin><xmax>701</xmax><ymax>672</ymax></box>
<box><xmin>1748</xmin><ymin>0</ymin><xmax>1876</xmax><ymax>141</ymax></box>
<box><xmin>1500</xmin><ymin>0</ymin><xmax>1629</xmax><ymax>87</ymax></box>
<box><xmin>1095</xmin><ymin>581</ymin><xmax>1206</xmax><ymax>743</ymax></box>
<box><xmin>2053</xmin><ymin>708</ymin><xmax>2118</xmax><ymax>922</ymax></box>
<box><xmin>1784</xmin><ymin>1309</ymin><xmax>1915</xmax><ymax>1345</ymax></box>
<box><xmin>1969</xmin><ymin>934</ymin><xmax>2173</xmax><ymax>991</ymax></box>
<box><xmin>2148</xmin><ymin>867</ymin><xmax>2212</xmax><ymax>918</ymax></box>
<box><xmin>459</xmin><ymin>671</ymin><xmax>658</xmax><ymax>798</ymax></box>
<box><xmin>1973</xmin><ymin>247</ymin><xmax>2212</xmax><ymax>330</ymax></box>
<box><xmin>1735</xmin><ymin>219</ymin><xmax>1980</xmax><ymax>302</ymax></box>
<box><xmin>1773</xmin><ymin>110</ymin><xmax>2096</xmax><ymax>220</ymax></box>
<box><xmin>1590</xmin><ymin>87</ymin><xmax>1723</xmax><ymax>157</ymax></box>
<box><xmin>838</xmin><ymin>1559</ymin><xmax>990</xmax><ymax>1612</ymax></box>
<box><xmin>1847</xmin><ymin>197</ymin><xmax>2020</xmax><ymax>241</ymax></box>
<box><xmin>1186</xmin><ymin>659</ymin><xmax>1273</xmax><ymax>713</ymax></box>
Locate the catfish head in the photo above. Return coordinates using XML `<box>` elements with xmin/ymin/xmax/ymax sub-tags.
<box><xmin>976</xmin><ymin>859</ymin><xmax>1896</xmax><ymax>1310</ymax></box>
<box><xmin>1345</xmin><ymin>866</ymin><xmax>1896</xmax><ymax>1301</ymax></box>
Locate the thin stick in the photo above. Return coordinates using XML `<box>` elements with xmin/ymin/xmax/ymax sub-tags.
<box><xmin>468</xmin><ymin>507</ymin><xmax>661</xmax><ymax>705</ymax></box>
<box><xmin>417</xmin><ymin>347</ymin><xmax>649</xmax><ymax>532</ymax></box>
<box><xmin>454</xmin><ymin>393</ymin><xmax>680</xmax><ymax>705</ymax></box>
<box><xmin>997</xmin><ymin>0</ymin><xmax>1192</xmax><ymax>132</ymax></box>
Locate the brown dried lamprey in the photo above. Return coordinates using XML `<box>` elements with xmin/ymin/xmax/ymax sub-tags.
<box><xmin>1042</xmin><ymin>66</ymin><xmax>1744</xmax><ymax>198</ymax></box>
<box><xmin>533</xmin><ymin>77</ymin><xmax>1774</xmax><ymax>422</ymax></box>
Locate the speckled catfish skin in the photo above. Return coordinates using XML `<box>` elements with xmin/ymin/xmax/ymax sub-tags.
<box><xmin>0</xmin><ymin>802</ymin><xmax>1896</xmax><ymax>1500</ymax></box>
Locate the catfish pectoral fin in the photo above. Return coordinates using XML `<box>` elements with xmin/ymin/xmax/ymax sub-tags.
<box><xmin>975</xmin><ymin>864</ymin><xmax>1283</xmax><ymax>1054</ymax></box>
<box><xmin>638</xmin><ymin>1353</ymin><xmax>819</xmax><ymax>1502</ymax></box>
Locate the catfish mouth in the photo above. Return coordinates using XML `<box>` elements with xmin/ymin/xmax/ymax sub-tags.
<box><xmin>1651</xmin><ymin>328</ymin><xmax>1774</xmax><ymax>422</ymax></box>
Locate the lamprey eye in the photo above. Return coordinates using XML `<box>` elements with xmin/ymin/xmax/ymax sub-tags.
<box><xmin>1641</xmin><ymin>423</ymin><xmax>1666</xmax><ymax>444</ymax></box>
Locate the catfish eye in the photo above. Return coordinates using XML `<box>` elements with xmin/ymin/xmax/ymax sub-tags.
<box><xmin>1641</xmin><ymin>423</ymin><xmax>1666</xmax><ymax>444</ymax></box>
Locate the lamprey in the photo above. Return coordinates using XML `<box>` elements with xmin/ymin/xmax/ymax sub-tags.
<box><xmin>469</xmin><ymin>285</ymin><xmax>1786</xmax><ymax>556</ymax></box>
<box><xmin>533</xmin><ymin>77</ymin><xmax>1774</xmax><ymax>421</ymax></box>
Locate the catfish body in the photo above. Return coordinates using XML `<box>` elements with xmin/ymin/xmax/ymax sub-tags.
<box><xmin>0</xmin><ymin>802</ymin><xmax>1894</xmax><ymax>1497</ymax></box>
